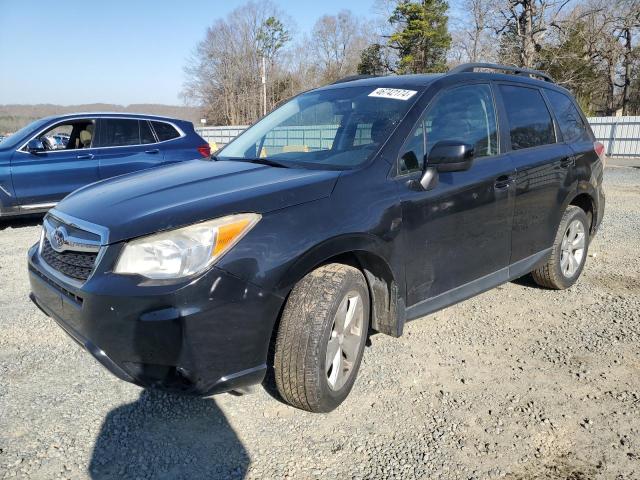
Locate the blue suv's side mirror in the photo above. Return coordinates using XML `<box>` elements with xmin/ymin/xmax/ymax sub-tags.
<box><xmin>27</xmin><ymin>138</ymin><xmax>46</xmax><ymax>154</ymax></box>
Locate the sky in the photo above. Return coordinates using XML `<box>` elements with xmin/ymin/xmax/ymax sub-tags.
<box><xmin>0</xmin><ymin>0</ymin><xmax>380</xmax><ymax>106</ymax></box>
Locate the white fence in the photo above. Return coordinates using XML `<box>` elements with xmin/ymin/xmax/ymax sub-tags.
<box><xmin>196</xmin><ymin>125</ymin><xmax>248</xmax><ymax>149</ymax></box>
<box><xmin>587</xmin><ymin>116</ymin><xmax>640</xmax><ymax>157</ymax></box>
<box><xmin>197</xmin><ymin>116</ymin><xmax>640</xmax><ymax>157</ymax></box>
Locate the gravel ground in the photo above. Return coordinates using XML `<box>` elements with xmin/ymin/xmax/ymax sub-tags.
<box><xmin>1</xmin><ymin>166</ymin><xmax>639</xmax><ymax>480</ymax></box>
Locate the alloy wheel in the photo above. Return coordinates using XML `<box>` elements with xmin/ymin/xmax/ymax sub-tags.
<box><xmin>560</xmin><ymin>219</ymin><xmax>586</xmax><ymax>278</ymax></box>
<box><xmin>325</xmin><ymin>291</ymin><xmax>364</xmax><ymax>391</ymax></box>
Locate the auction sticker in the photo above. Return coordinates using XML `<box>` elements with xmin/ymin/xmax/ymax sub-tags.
<box><xmin>368</xmin><ymin>88</ymin><xmax>417</xmax><ymax>101</ymax></box>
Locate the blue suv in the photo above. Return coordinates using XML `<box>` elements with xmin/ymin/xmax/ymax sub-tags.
<box><xmin>0</xmin><ymin>113</ymin><xmax>210</xmax><ymax>217</ymax></box>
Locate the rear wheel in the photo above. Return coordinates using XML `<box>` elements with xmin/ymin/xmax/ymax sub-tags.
<box><xmin>273</xmin><ymin>263</ymin><xmax>369</xmax><ymax>412</ymax></box>
<box><xmin>532</xmin><ymin>206</ymin><xmax>589</xmax><ymax>289</ymax></box>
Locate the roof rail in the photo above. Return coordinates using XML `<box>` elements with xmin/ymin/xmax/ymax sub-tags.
<box><xmin>448</xmin><ymin>63</ymin><xmax>554</xmax><ymax>83</ymax></box>
<box><xmin>331</xmin><ymin>74</ymin><xmax>379</xmax><ymax>85</ymax></box>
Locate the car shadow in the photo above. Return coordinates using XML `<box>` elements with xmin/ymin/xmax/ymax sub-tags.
<box><xmin>511</xmin><ymin>273</ymin><xmax>544</xmax><ymax>289</ymax></box>
<box><xmin>0</xmin><ymin>214</ymin><xmax>44</xmax><ymax>230</ymax></box>
<box><xmin>89</xmin><ymin>390</ymin><xmax>249</xmax><ymax>479</ymax></box>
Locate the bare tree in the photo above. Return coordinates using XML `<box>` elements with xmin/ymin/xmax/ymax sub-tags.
<box><xmin>311</xmin><ymin>10</ymin><xmax>372</xmax><ymax>82</ymax></box>
<box><xmin>613</xmin><ymin>0</ymin><xmax>640</xmax><ymax>114</ymax></box>
<box><xmin>450</xmin><ymin>0</ymin><xmax>498</xmax><ymax>64</ymax></box>
<box><xmin>182</xmin><ymin>1</ymin><xmax>291</xmax><ymax>125</ymax></box>
<box><xmin>495</xmin><ymin>0</ymin><xmax>576</xmax><ymax>68</ymax></box>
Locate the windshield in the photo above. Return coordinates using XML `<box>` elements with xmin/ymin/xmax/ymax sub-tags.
<box><xmin>0</xmin><ymin>117</ymin><xmax>50</xmax><ymax>148</ymax></box>
<box><xmin>218</xmin><ymin>86</ymin><xmax>421</xmax><ymax>169</ymax></box>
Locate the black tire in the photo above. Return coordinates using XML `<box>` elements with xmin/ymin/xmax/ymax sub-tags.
<box><xmin>532</xmin><ymin>206</ymin><xmax>590</xmax><ymax>289</ymax></box>
<box><xmin>273</xmin><ymin>263</ymin><xmax>370</xmax><ymax>413</ymax></box>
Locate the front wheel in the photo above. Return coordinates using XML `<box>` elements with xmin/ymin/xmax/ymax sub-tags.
<box><xmin>532</xmin><ymin>206</ymin><xmax>590</xmax><ymax>289</ymax></box>
<box><xmin>273</xmin><ymin>263</ymin><xmax>370</xmax><ymax>412</ymax></box>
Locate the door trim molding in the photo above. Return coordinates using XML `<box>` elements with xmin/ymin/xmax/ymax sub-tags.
<box><xmin>405</xmin><ymin>248</ymin><xmax>552</xmax><ymax>322</ymax></box>
<box><xmin>21</xmin><ymin>202</ymin><xmax>57</xmax><ymax>211</ymax></box>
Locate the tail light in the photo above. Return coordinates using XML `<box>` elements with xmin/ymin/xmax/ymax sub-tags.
<box><xmin>197</xmin><ymin>144</ymin><xmax>211</xmax><ymax>158</ymax></box>
<box><xmin>594</xmin><ymin>141</ymin><xmax>606</xmax><ymax>166</ymax></box>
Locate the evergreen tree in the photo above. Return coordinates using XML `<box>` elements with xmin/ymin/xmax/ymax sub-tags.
<box><xmin>388</xmin><ymin>0</ymin><xmax>452</xmax><ymax>73</ymax></box>
<box><xmin>357</xmin><ymin>44</ymin><xmax>387</xmax><ymax>75</ymax></box>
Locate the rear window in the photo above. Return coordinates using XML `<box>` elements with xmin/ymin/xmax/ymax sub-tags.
<box><xmin>499</xmin><ymin>85</ymin><xmax>555</xmax><ymax>150</ymax></box>
<box><xmin>152</xmin><ymin>121</ymin><xmax>181</xmax><ymax>142</ymax></box>
<box><xmin>545</xmin><ymin>90</ymin><xmax>590</xmax><ymax>142</ymax></box>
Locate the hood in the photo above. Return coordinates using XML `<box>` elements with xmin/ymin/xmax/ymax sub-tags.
<box><xmin>55</xmin><ymin>159</ymin><xmax>340</xmax><ymax>243</ymax></box>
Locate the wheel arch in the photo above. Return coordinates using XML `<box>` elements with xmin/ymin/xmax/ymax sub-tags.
<box><xmin>563</xmin><ymin>185</ymin><xmax>597</xmax><ymax>235</ymax></box>
<box><xmin>275</xmin><ymin>234</ymin><xmax>404</xmax><ymax>337</ymax></box>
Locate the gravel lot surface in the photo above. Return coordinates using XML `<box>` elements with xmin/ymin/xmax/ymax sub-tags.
<box><xmin>1</xmin><ymin>167</ymin><xmax>639</xmax><ymax>480</ymax></box>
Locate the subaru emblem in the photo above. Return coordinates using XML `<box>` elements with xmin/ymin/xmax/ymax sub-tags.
<box><xmin>50</xmin><ymin>226</ymin><xmax>67</xmax><ymax>252</ymax></box>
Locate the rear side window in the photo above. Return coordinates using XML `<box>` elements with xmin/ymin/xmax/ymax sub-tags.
<box><xmin>152</xmin><ymin>121</ymin><xmax>181</xmax><ymax>142</ymax></box>
<box><xmin>98</xmin><ymin>119</ymin><xmax>140</xmax><ymax>147</ymax></box>
<box><xmin>499</xmin><ymin>85</ymin><xmax>555</xmax><ymax>150</ymax></box>
<box><xmin>545</xmin><ymin>90</ymin><xmax>590</xmax><ymax>142</ymax></box>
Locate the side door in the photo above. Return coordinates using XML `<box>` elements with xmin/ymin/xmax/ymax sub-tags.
<box><xmin>397</xmin><ymin>83</ymin><xmax>516</xmax><ymax>312</ymax></box>
<box><xmin>495</xmin><ymin>83</ymin><xmax>575</xmax><ymax>268</ymax></box>
<box><xmin>11</xmin><ymin>119</ymin><xmax>100</xmax><ymax>207</ymax></box>
<box><xmin>543</xmin><ymin>88</ymin><xmax>596</xmax><ymax>183</ymax></box>
<box><xmin>94</xmin><ymin>118</ymin><xmax>165</xmax><ymax>179</ymax></box>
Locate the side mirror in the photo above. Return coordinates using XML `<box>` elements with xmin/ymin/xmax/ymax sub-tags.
<box><xmin>428</xmin><ymin>140</ymin><xmax>475</xmax><ymax>172</ymax></box>
<box><xmin>27</xmin><ymin>139</ymin><xmax>46</xmax><ymax>154</ymax></box>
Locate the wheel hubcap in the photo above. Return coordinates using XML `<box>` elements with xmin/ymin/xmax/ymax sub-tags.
<box><xmin>325</xmin><ymin>291</ymin><xmax>364</xmax><ymax>391</ymax></box>
<box><xmin>560</xmin><ymin>219</ymin><xmax>586</xmax><ymax>278</ymax></box>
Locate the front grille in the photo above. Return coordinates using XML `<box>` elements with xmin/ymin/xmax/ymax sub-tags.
<box><xmin>41</xmin><ymin>238</ymin><xmax>97</xmax><ymax>281</ymax></box>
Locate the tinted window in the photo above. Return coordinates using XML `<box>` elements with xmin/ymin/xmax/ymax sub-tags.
<box><xmin>152</xmin><ymin>121</ymin><xmax>180</xmax><ymax>142</ymax></box>
<box><xmin>398</xmin><ymin>84</ymin><xmax>498</xmax><ymax>175</ymax></box>
<box><xmin>140</xmin><ymin>120</ymin><xmax>156</xmax><ymax>144</ymax></box>
<box><xmin>398</xmin><ymin>121</ymin><xmax>425</xmax><ymax>174</ymax></box>
<box><xmin>545</xmin><ymin>90</ymin><xmax>590</xmax><ymax>142</ymax></box>
<box><xmin>98</xmin><ymin>119</ymin><xmax>140</xmax><ymax>147</ymax></box>
<box><xmin>499</xmin><ymin>85</ymin><xmax>555</xmax><ymax>150</ymax></box>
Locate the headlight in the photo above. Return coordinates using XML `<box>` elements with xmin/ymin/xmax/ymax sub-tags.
<box><xmin>114</xmin><ymin>213</ymin><xmax>260</xmax><ymax>279</ymax></box>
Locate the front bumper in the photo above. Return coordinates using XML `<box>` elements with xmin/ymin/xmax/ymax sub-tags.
<box><xmin>28</xmin><ymin>243</ymin><xmax>284</xmax><ymax>396</ymax></box>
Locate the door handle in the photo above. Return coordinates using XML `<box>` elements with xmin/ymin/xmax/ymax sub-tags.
<box><xmin>560</xmin><ymin>156</ymin><xmax>575</xmax><ymax>168</ymax></box>
<box><xmin>494</xmin><ymin>175</ymin><xmax>512</xmax><ymax>189</ymax></box>
<box><xmin>76</xmin><ymin>153</ymin><xmax>94</xmax><ymax>160</ymax></box>
<box><xmin>145</xmin><ymin>149</ymin><xmax>160</xmax><ymax>154</ymax></box>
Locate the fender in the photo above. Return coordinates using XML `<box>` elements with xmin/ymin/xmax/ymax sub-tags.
<box><xmin>275</xmin><ymin>233</ymin><xmax>405</xmax><ymax>337</ymax></box>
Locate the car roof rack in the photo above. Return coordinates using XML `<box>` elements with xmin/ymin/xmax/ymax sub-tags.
<box><xmin>448</xmin><ymin>63</ymin><xmax>554</xmax><ymax>83</ymax></box>
<box><xmin>331</xmin><ymin>74</ymin><xmax>380</xmax><ymax>85</ymax></box>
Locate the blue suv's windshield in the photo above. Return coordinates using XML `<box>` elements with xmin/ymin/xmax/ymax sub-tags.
<box><xmin>0</xmin><ymin>117</ymin><xmax>51</xmax><ymax>148</ymax></box>
<box><xmin>218</xmin><ymin>86</ymin><xmax>421</xmax><ymax>169</ymax></box>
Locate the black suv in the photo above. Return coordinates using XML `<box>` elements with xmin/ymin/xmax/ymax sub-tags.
<box><xmin>29</xmin><ymin>63</ymin><xmax>605</xmax><ymax>412</ymax></box>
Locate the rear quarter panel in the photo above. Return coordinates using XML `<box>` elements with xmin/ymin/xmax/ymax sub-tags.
<box><xmin>160</xmin><ymin>122</ymin><xmax>207</xmax><ymax>162</ymax></box>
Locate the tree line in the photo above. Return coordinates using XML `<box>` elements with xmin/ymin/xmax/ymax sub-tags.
<box><xmin>183</xmin><ymin>0</ymin><xmax>640</xmax><ymax>126</ymax></box>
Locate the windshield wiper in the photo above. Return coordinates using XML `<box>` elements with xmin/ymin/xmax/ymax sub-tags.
<box><xmin>242</xmin><ymin>157</ymin><xmax>291</xmax><ymax>168</ymax></box>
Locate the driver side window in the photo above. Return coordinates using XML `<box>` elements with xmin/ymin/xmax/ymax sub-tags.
<box><xmin>23</xmin><ymin>120</ymin><xmax>96</xmax><ymax>153</ymax></box>
<box><xmin>398</xmin><ymin>84</ymin><xmax>498</xmax><ymax>175</ymax></box>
